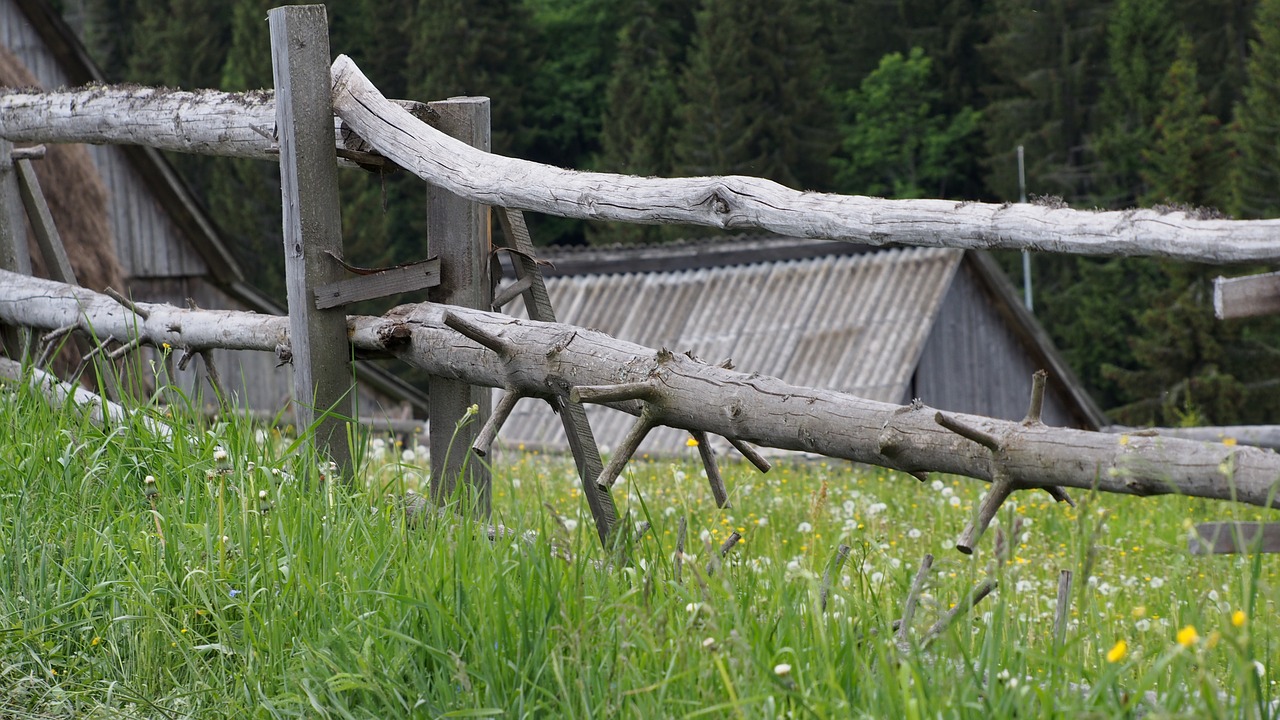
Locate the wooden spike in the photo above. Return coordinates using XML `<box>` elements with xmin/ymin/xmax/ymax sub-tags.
<box><xmin>595</xmin><ymin>408</ymin><xmax>655</xmax><ymax>491</ymax></box>
<box><xmin>935</xmin><ymin>412</ymin><xmax>1002</xmax><ymax>451</ymax></box>
<box><xmin>1053</xmin><ymin>569</ymin><xmax>1073</xmax><ymax>647</ymax></box>
<box><xmin>200</xmin><ymin>350</ymin><xmax>227</xmax><ymax>406</ymax></box>
<box><xmin>675</xmin><ymin>516</ymin><xmax>687</xmax><ymax>584</ymax></box>
<box><xmin>820</xmin><ymin>543</ymin><xmax>852</xmax><ymax>611</ymax></box>
<box><xmin>955</xmin><ymin>476</ymin><xmax>1015</xmax><ymax>555</ymax></box>
<box><xmin>728</xmin><ymin>437</ymin><xmax>772</xmax><ymax>473</ymax></box>
<box><xmin>105</xmin><ymin>336</ymin><xmax>143</xmax><ymax>361</ymax></box>
<box><xmin>570</xmin><ymin>381</ymin><xmax>657</xmax><ymax>405</ymax></box>
<box><xmin>707</xmin><ymin>531</ymin><xmax>742</xmax><ymax>576</ymax></box>
<box><xmin>104</xmin><ymin>287</ymin><xmax>150</xmax><ymax>319</ymax></box>
<box><xmin>1023</xmin><ymin>369</ymin><xmax>1047</xmax><ymax>425</ymax></box>
<box><xmin>472</xmin><ymin>389</ymin><xmax>523</xmax><ymax>457</ymax></box>
<box><xmin>442</xmin><ymin>310</ymin><xmax>509</xmax><ymax>355</ymax></box>
<box><xmin>923</xmin><ymin>578</ymin><xmax>997</xmax><ymax>645</ymax></box>
<box><xmin>692</xmin><ymin>430</ymin><xmax>730</xmax><ymax>508</ymax></box>
<box><xmin>897</xmin><ymin>553</ymin><xmax>934</xmax><ymax>644</ymax></box>
<box><xmin>491</xmin><ymin>275</ymin><xmax>534</xmax><ymax>309</ymax></box>
<box><xmin>10</xmin><ymin>145</ymin><xmax>46</xmax><ymax>160</ymax></box>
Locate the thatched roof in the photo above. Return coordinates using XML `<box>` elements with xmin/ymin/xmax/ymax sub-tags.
<box><xmin>0</xmin><ymin>44</ymin><xmax>123</xmax><ymax>292</ymax></box>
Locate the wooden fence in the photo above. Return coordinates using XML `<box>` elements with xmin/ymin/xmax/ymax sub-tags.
<box><xmin>3</xmin><ymin>4</ymin><xmax>1280</xmax><ymax>554</ymax></box>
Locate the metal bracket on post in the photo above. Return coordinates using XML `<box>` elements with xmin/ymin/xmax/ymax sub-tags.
<box><xmin>427</xmin><ymin>97</ymin><xmax>494</xmax><ymax>514</ymax></box>
<box><xmin>270</xmin><ymin>4</ymin><xmax>353</xmax><ymax>477</ymax></box>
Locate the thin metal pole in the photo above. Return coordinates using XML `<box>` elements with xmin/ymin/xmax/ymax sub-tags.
<box><xmin>1018</xmin><ymin>145</ymin><xmax>1032</xmax><ymax>313</ymax></box>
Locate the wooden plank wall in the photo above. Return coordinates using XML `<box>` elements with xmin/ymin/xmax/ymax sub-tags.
<box><xmin>912</xmin><ymin>265</ymin><xmax>1078</xmax><ymax>427</ymax></box>
<box><xmin>2</xmin><ymin>1</ymin><xmax>205</xmax><ymax>280</ymax></box>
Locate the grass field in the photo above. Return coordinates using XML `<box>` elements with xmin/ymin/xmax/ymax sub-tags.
<box><xmin>1</xmin><ymin>376</ymin><xmax>1278</xmax><ymax>718</ymax></box>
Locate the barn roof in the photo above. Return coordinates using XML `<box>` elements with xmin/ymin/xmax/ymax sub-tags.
<box><xmin>497</xmin><ymin>236</ymin><xmax>1106</xmax><ymax>455</ymax></box>
<box><xmin>5</xmin><ymin>0</ymin><xmax>430</xmax><ymax>414</ymax></box>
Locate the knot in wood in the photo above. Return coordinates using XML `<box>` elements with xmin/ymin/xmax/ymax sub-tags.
<box><xmin>708</xmin><ymin>192</ymin><xmax>731</xmax><ymax>215</ymax></box>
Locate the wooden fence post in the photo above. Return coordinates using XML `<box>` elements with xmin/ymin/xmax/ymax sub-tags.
<box><xmin>427</xmin><ymin>97</ymin><xmax>493</xmax><ymax>513</ymax></box>
<box><xmin>0</xmin><ymin>139</ymin><xmax>32</xmax><ymax>359</ymax></box>
<box><xmin>269</xmin><ymin>5</ymin><xmax>353</xmax><ymax>477</ymax></box>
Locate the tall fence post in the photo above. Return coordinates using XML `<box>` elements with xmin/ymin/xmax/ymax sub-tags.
<box><xmin>0</xmin><ymin>140</ymin><xmax>32</xmax><ymax>359</ymax></box>
<box><xmin>427</xmin><ymin>97</ymin><xmax>493</xmax><ymax>513</ymax></box>
<box><xmin>269</xmin><ymin>5</ymin><xmax>353</xmax><ymax>477</ymax></box>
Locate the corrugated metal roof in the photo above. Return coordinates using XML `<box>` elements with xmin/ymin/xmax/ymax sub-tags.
<box><xmin>497</xmin><ymin>246</ymin><xmax>963</xmax><ymax>456</ymax></box>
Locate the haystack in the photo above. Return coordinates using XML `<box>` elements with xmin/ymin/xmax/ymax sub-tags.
<box><xmin>0</xmin><ymin>45</ymin><xmax>123</xmax><ymax>293</ymax></box>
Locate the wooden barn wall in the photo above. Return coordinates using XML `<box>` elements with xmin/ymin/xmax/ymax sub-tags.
<box><xmin>131</xmin><ymin>279</ymin><xmax>410</xmax><ymax>420</ymax></box>
<box><xmin>2</xmin><ymin>0</ymin><xmax>207</xmax><ymax>279</ymax></box>
<box><xmin>911</xmin><ymin>265</ymin><xmax>1079</xmax><ymax>427</ymax></box>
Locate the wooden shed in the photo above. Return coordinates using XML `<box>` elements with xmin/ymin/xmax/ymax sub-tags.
<box><xmin>2</xmin><ymin>0</ymin><xmax>428</xmax><ymax>420</ymax></box>
<box><xmin>497</xmin><ymin>236</ymin><xmax>1106</xmax><ymax>456</ymax></box>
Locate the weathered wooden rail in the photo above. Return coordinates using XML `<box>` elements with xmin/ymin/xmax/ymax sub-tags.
<box><xmin>3</xmin><ymin>5</ymin><xmax>1279</xmax><ymax>555</ymax></box>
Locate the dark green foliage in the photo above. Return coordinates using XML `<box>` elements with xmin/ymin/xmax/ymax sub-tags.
<box><xmin>831</xmin><ymin>48</ymin><xmax>980</xmax><ymax>199</ymax></box>
<box><xmin>1174</xmin><ymin>0</ymin><xmax>1256</xmax><ymax>122</ymax></box>
<box><xmin>981</xmin><ymin>0</ymin><xmax>1112</xmax><ymax>203</ymax></box>
<box><xmin>53</xmin><ymin>0</ymin><xmax>1280</xmax><ymax>426</ymax></box>
<box><xmin>1026</xmin><ymin>254</ymin><xmax>1164</xmax><ymax>413</ymax></box>
<box><xmin>1141</xmin><ymin>36</ymin><xmax>1230</xmax><ymax>207</ymax></box>
<box><xmin>404</xmin><ymin>0</ymin><xmax>534</xmax><ymax>157</ymax></box>
<box><xmin>593</xmin><ymin>0</ymin><xmax>692</xmax><ymax>244</ymax></box>
<box><xmin>1230</xmin><ymin>0</ymin><xmax>1280</xmax><ymax>219</ymax></box>
<box><xmin>1101</xmin><ymin>264</ymin><xmax>1280</xmax><ymax>426</ymax></box>
<box><xmin>1091</xmin><ymin>0</ymin><xmax>1179</xmax><ymax>207</ymax></box>
<box><xmin>672</xmin><ymin>0</ymin><xmax>837</xmax><ymax>191</ymax></box>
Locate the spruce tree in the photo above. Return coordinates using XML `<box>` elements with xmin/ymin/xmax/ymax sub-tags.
<box><xmin>981</xmin><ymin>0</ymin><xmax>1112</xmax><ymax>203</ymax></box>
<box><xmin>592</xmin><ymin>0</ymin><xmax>692</xmax><ymax>244</ymax></box>
<box><xmin>404</xmin><ymin>0</ymin><xmax>533</xmax><ymax>158</ymax></box>
<box><xmin>1141</xmin><ymin>36</ymin><xmax>1229</xmax><ymax>207</ymax></box>
<box><xmin>1231</xmin><ymin>0</ymin><xmax>1280</xmax><ymax>219</ymax></box>
<box><xmin>672</xmin><ymin>0</ymin><xmax>837</xmax><ymax>192</ymax></box>
<box><xmin>1091</xmin><ymin>0</ymin><xmax>1178</xmax><ymax>208</ymax></box>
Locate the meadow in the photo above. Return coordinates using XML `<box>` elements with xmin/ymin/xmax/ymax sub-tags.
<box><xmin>1</xmin><ymin>376</ymin><xmax>1277</xmax><ymax>718</ymax></box>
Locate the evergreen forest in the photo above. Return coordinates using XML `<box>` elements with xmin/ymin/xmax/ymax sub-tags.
<box><xmin>48</xmin><ymin>0</ymin><xmax>1280</xmax><ymax>427</ymax></box>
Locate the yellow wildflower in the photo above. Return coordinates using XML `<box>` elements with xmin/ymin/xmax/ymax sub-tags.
<box><xmin>686</xmin><ymin>436</ymin><xmax>699</xmax><ymax>447</ymax></box>
<box><xmin>1223</xmin><ymin>437</ymin><xmax>1238</xmax><ymax>447</ymax></box>
<box><xmin>1232</xmin><ymin>610</ymin><xmax>1247</xmax><ymax>628</ymax></box>
<box><xmin>1106</xmin><ymin>640</ymin><xmax>1128</xmax><ymax>663</ymax></box>
<box><xmin>1176</xmin><ymin>625</ymin><xmax>1200</xmax><ymax>647</ymax></box>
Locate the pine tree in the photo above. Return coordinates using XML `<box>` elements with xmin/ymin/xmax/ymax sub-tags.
<box><xmin>404</xmin><ymin>0</ymin><xmax>534</xmax><ymax>157</ymax></box>
<box><xmin>592</xmin><ymin>0</ymin><xmax>692</xmax><ymax>244</ymax></box>
<box><xmin>1174</xmin><ymin>0</ymin><xmax>1256</xmax><ymax>122</ymax></box>
<box><xmin>672</xmin><ymin>0</ymin><xmax>837</xmax><ymax>191</ymax></box>
<box><xmin>981</xmin><ymin>0</ymin><xmax>1113</xmax><ymax>203</ymax></box>
<box><xmin>1230</xmin><ymin>0</ymin><xmax>1280</xmax><ymax>219</ymax></box>
<box><xmin>1090</xmin><ymin>0</ymin><xmax>1179</xmax><ymax>208</ymax></box>
<box><xmin>831</xmin><ymin>48</ymin><xmax>980</xmax><ymax>199</ymax></box>
<box><xmin>1141</xmin><ymin>36</ymin><xmax>1229</xmax><ymax>207</ymax></box>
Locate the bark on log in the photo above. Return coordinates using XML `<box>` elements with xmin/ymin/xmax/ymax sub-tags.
<box><xmin>327</xmin><ymin>56</ymin><xmax>1280</xmax><ymax>264</ymax></box>
<box><xmin>2</xmin><ymin>269</ymin><xmax>1278</xmax><ymax>510</ymax></box>
<box><xmin>0</xmin><ymin>85</ymin><xmax>429</xmax><ymax>168</ymax></box>
<box><xmin>7</xmin><ymin>78</ymin><xmax>1280</xmax><ymax>263</ymax></box>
